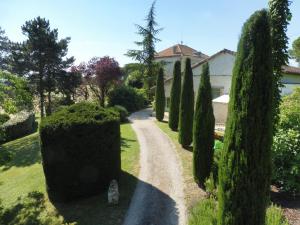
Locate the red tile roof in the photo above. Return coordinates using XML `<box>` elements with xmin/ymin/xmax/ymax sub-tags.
<box><xmin>282</xmin><ymin>65</ymin><xmax>300</xmax><ymax>75</ymax></box>
<box><xmin>155</xmin><ymin>44</ymin><xmax>209</xmax><ymax>59</ymax></box>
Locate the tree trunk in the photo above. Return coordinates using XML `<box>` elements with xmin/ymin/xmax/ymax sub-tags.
<box><xmin>39</xmin><ymin>72</ymin><xmax>45</xmax><ymax>118</ymax></box>
<box><xmin>46</xmin><ymin>91</ymin><xmax>52</xmax><ymax>116</ymax></box>
<box><xmin>99</xmin><ymin>87</ymin><xmax>105</xmax><ymax>107</ymax></box>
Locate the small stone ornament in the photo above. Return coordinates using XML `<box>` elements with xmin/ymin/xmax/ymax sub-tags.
<box><xmin>108</xmin><ymin>179</ymin><xmax>119</xmax><ymax>205</ymax></box>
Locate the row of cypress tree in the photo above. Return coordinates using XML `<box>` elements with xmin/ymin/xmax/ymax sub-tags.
<box><xmin>155</xmin><ymin>1</ymin><xmax>288</xmax><ymax>224</ymax></box>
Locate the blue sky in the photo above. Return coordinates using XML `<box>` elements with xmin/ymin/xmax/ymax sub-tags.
<box><xmin>0</xmin><ymin>0</ymin><xmax>299</xmax><ymax>66</ymax></box>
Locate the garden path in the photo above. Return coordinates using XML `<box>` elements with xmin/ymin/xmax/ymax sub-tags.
<box><xmin>122</xmin><ymin>108</ymin><xmax>187</xmax><ymax>225</ymax></box>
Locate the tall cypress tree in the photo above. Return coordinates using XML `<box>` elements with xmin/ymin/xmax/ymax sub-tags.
<box><xmin>179</xmin><ymin>58</ymin><xmax>194</xmax><ymax>148</ymax></box>
<box><xmin>193</xmin><ymin>63</ymin><xmax>215</xmax><ymax>187</ymax></box>
<box><xmin>155</xmin><ymin>67</ymin><xmax>165</xmax><ymax>121</ymax></box>
<box><xmin>218</xmin><ymin>10</ymin><xmax>274</xmax><ymax>225</ymax></box>
<box><xmin>169</xmin><ymin>61</ymin><xmax>181</xmax><ymax>131</ymax></box>
<box><xmin>269</xmin><ymin>0</ymin><xmax>292</xmax><ymax>126</ymax></box>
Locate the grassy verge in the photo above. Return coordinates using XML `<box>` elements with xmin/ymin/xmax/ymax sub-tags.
<box><xmin>155</xmin><ymin>121</ymin><xmax>206</xmax><ymax>210</ymax></box>
<box><xmin>0</xmin><ymin>122</ymin><xmax>139</xmax><ymax>225</ymax></box>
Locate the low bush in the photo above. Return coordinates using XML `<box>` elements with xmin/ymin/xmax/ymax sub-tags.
<box><xmin>0</xmin><ymin>111</ymin><xmax>36</xmax><ymax>144</ymax></box>
<box><xmin>188</xmin><ymin>199</ymin><xmax>289</xmax><ymax>225</ymax></box>
<box><xmin>111</xmin><ymin>105</ymin><xmax>129</xmax><ymax>123</ymax></box>
<box><xmin>189</xmin><ymin>198</ymin><xmax>217</xmax><ymax>225</ymax></box>
<box><xmin>108</xmin><ymin>86</ymin><xmax>147</xmax><ymax>112</ymax></box>
<box><xmin>272</xmin><ymin>128</ymin><xmax>300</xmax><ymax>194</ymax></box>
<box><xmin>0</xmin><ymin>192</ymin><xmax>63</xmax><ymax>225</ymax></box>
<box><xmin>40</xmin><ymin>102</ymin><xmax>121</xmax><ymax>202</ymax></box>
<box><xmin>0</xmin><ymin>114</ymin><xmax>10</xmax><ymax>125</ymax></box>
<box><xmin>272</xmin><ymin>88</ymin><xmax>300</xmax><ymax>194</ymax></box>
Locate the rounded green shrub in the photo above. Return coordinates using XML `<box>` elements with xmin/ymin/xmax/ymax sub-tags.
<box><xmin>0</xmin><ymin>114</ymin><xmax>10</xmax><ymax>125</ymax></box>
<box><xmin>108</xmin><ymin>85</ymin><xmax>147</xmax><ymax>113</ymax></box>
<box><xmin>111</xmin><ymin>105</ymin><xmax>129</xmax><ymax>123</ymax></box>
<box><xmin>0</xmin><ymin>111</ymin><xmax>36</xmax><ymax>144</ymax></box>
<box><xmin>40</xmin><ymin>102</ymin><xmax>121</xmax><ymax>202</ymax></box>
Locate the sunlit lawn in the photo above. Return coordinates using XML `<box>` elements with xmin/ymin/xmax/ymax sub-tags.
<box><xmin>0</xmin><ymin>122</ymin><xmax>139</xmax><ymax>225</ymax></box>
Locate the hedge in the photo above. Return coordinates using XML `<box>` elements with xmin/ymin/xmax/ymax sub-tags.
<box><xmin>40</xmin><ymin>102</ymin><xmax>121</xmax><ymax>202</ymax></box>
<box><xmin>108</xmin><ymin>85</ymin><xmax>147</xmax><ymax>113</ymax></box>
<box><xmin>0</xmin><ymin>111</ymin><xmax>36</xmax><ymax>144</ymax></box>
<box><xmin>111</xmin><ymin>105</ymin><xmax>129</xmax><ymax>123</ymax></box>
<box><xmin>0</xmin><ymin>114</ymin><xmax>10</xmax><ymax>125</ymax></box>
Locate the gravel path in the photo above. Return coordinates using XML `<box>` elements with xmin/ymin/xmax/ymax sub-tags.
<box><xmin>122</xmin><ymin>109</ymin><xmax>187</xmax><ymax>225</ymax></box>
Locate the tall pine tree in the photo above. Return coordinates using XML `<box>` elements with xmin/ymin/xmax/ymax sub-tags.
<box><xmin>218</xmin><ymin>10</ymin><xmax>274</xmax><ymax>225</ymax></box>
<box><xmin>155</xmin><ymin>67</ymin><xmax>165</xmax><ymax>121</ymax></box>
<box><xmin>168</xmin><ymin>61</ymin><xmax>181</xmax><ymax>131</ymax></box>
<box><xmin>193</xmin><ymin>63</ymin><xmax>215</xmax><ymax>187</ymax></box>
<box><xmin>269</xmin><ymin>0</ymin><xmax>292</xmax><ymax>126</ymax></box>
<box><xmin>179</xmin><ymin>58</ymin><xmax>194</xmax><ymax>148</ymax></box>
<box><xmin>126</xmin><ymin>1</ymin><xmax>162</xmax><ymax>95</ymax></box>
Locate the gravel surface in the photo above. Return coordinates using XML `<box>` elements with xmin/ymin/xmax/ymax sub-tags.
<box><xmin>122</xmin><ymin>109</ymin><xmax>187</xmax><ymax>225</ymax></box>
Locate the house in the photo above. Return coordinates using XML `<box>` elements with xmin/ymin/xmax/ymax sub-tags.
<box><xmin>155</xmin><ymin>44</ymin><xmax>300</xmax><ymax>123</ymax></box>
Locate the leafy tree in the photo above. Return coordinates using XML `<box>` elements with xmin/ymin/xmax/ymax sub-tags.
<box><xmin>218</xmin><ymin>10</ymin><xmax>274</xmax><ymax>225</ymax></box>
<box><xmin>126</xmin><ymin>1</ymin><xmax>162</xmax><ymax>94</ymax></box>
<box><xmin>155</xmin><ymin>67</ymin><xmax>165</xmax><ymax>121</ymax></box>
<box><xmin>57</xmin><ymin>66</ymin><xmax>82</xmax><ymax>105</ymax></box>
<box><xmin>178</xmin><ymin>58</ymin><xmax>194</xmax><ymax>148</ymax></box>
<box><xmin>269</xmin><ymin>0</ymin><xmax>292</xmax><ymax>126</ymax></box>
<box><xmin>0</xmin><ymin>71</ymin><xmax>33</xmax><ymax>114</ymax></box>
<box><xmin>168</xmin><ymin>61</ymin><xmax>181</xmax><ymax>131</ymax></box>
<box><xmin>289</xmin><ymin>37</ymin><xmax>300</xmax><ymax>66</ymax></box>
<box><xmin>21</xmin><ymin>17</ymin><xmax>74</xmax><ymax>117</ymax></box>
<box><xmin>0</xmin><ymin>27</ymin><xmax>11</xmax><ymax>70</ymax></box>
<box><xmin>193</xmin><ymin>63</ymin><xmax>215</xmax><ymax>187</ymax></box>
<box><xmin>86</xmin><ymin>56</ymin><xmax>121</xmax><ymax>107</ymax></box>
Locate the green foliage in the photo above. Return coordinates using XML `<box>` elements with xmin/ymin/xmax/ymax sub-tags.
<box><xmin>218</xmin><ymin>10</ymin><xmax>274</xmax><ymax>225</ymax></box>
<box><xmin>168</xmin><ymin>61</ymin><xmax>181</xmax><ymax>131</ymax></box>
<box><xmin>108</xmin><ymin>85</ymin><xmax>147</xmax><ymax>113</ymax></box>
<box><xmin>0</xmin><ymin>192</ymin><xmax>63</xmax><ymax>225</ymax></box>
<box><xmin>155</xmin><ymin>68</ymin><xmax>165</xmax><ymax>121</ymax></box>
<box><xmin>278</xmin><ymin>88</ymin><xmax>300</xmax><ymax>131</ymax></box>
<box><xmin>0</xmin><ymin>111</ymin><xmax>36</xmax><ymax>144</ymax></box>
<box><xmin>0</xmin><ymin>71</ymin><xmax>33</xmax><ymax>114</ymax></box>
<box><xmin>126</xmin><ymin>1</ymin><xmax>162</xmax><ymax>92</ymax></box>
<box><xmin>0</xmin><ymin>114</ymin><xmax>10</xmax><ymax>125</ymax></box>
<box><xmin>272</xmin><ymin>128</ymin><xmax>300</xmax><ymax>194</ymax></box>
<box><xmin>289</xmin><ymin>37</ymin><xmax>300</xmax><ymax>65</ymax></box>
<box><xmin>272</xmin><ymin>88</ymin><xmax>300</xmax><ymax>194</ymax></box>
<box><xmin>188</xmin><ymin>198</ymin><xmax>218</xmax><ymax>225</ymax></box>
<box><xmin>111</xmin><ymin>105</ymin><xmax>129</xmax><ymax>123</ymax></box>
<box><xmin>178</xmin><ymin>58</ymin><xmax>194</xmax><ymax>147</ymax></box>
<box><xmin>193</xmin><ymin>63</ymin><xmax>215</xmax><ymax>187</ymax></box>
<box><xmin>40</xmin><ymin>102</ymin><xmax>121</xmax><ymax>202</ymax></box>
<box><xmin>189</xmin><ymin>199</ymin><xmax>289</xmax><ymax>225</ymax></box>
<box><xmin>266</xmin><ymin>205</ymin><xmax>290</xmax><ymax>225</ymax></box>
<box><xmin>125</xmin><ymin>69</ymin><xmax>144</xmax><ymax>89</ymax></box>
<box><xmin>269</xmin><ymin>0</ymin><xmax>292</xmax><ymax>127</ymax></box>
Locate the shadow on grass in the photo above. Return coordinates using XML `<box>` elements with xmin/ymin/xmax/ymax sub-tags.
<box><xmin>271</xmin><ymin>190</ymin><xmax>300</xmax><ymax>210</ymax></box>
<box><xmin>0</xmin><ymin>133</ymin><xmax>40</xmax><ymax>170</ymax></box>
<box><xmin>50</xmin><ymin>170</ymin><xmax>178</xmax><ymax>225</ymax></box>
<box><xmin>182</xmin><ymin>145</ymin><xmax>193</xmax><ymax>152</ymax></box>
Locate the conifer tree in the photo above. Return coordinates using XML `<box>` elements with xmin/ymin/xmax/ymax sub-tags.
<box><xmin>178</xmin><ymin>58</ymin><xmax>194</xmax><ymax>148</ymax></box>
<box><xmin>155</xmin><ymin>68</ymin><xmax>165</xmax><ymax>121</ymax></box>
<box><xmin>168</xmin><ymin>61</ymin><xmax>181</xmax><ymax>131</ymax></box>
<box><xmin>218</xmin><ymin>10</ymin><xmax>274</xmax><ymax>225</ymax></box>
<box><xmin>269</xmin><ymin>0</ymin><xmax>292</xmax><ymax>126</ymax></box>
<box><xmin>193</xmin><ymin>63</ymin><xmax>215</xmax><ymax>187</ymax></box>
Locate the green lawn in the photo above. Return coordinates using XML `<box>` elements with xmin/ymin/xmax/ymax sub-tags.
<box><xmin>0</xmin><ymin>123</ymin><xmax>139</xmax><ymax>225</ymax></box>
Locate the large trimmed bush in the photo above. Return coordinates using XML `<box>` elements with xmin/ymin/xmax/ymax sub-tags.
<box><xmin>169</xmin><ymin>61</ymin><xmax>181</xmax><ymax>131</ymax></box>
<box><xmin>0</xmin><ymin>114</ymin><xmax>10</xmax><ymax>125</ymax></box>
<box><xmin>40</xmin><ymin>102</ymin><xmax>121</xmax><ymax>202</ymax></box>
<box><xmin>193</xmin><ymin>63</ymin><xmax>215</xmax><ymax>187</ymax></box>
<box><xmin>108</xmin><ymin>85</ymin><xmax>147</xmax><ymax>113</ymax></box>
<box><xmin>155</xmin><ymin>68</ymin><xmax>165</xmax><ymax>121</ymax></box>
<box><xmin>178</xmin><ymin>58</ymin><xmax>194</xmax><ymax>147</ymax></box>
<box><xmin>218</xmin><ymin>10</ymin><xmax>274</xmax><ymax>225</ymax></box>
<box><xmin>0</xmin><ymin>111</ymin><xmax>36</xmax><ymax>144</ymax></box>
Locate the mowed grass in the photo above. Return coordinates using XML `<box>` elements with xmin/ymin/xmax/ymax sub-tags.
<box><xmin>0</xmin><ymin>122</ymin><xmax>139</xmax><ymax>225</ymax></box>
